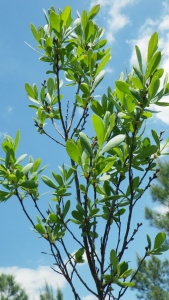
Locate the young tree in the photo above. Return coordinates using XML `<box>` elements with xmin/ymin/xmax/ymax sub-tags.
<box><xmin>40</xmin><ymin>282</ymin><xmax>63</xmax><ymax>300</ymax></box>
<box><xmin>145</xmin><ymin>160</ymin><xmax>169</xmax><ymax>233</ymax></box>
<box><xmin>0</xmin><ymin>274</ymin><xmax>28</xmax><ymax>300</ymax></box>
<box><xmin>1</xmin><ymin>4</ymin><xmax>169</xmax><ymax>300</ymax></box>
<box><xmin>132</xmin><ymin>256</ymin><xmax>169</xmax><ymax>300</ymax></box>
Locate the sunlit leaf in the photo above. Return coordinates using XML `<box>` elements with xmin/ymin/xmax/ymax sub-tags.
<box><xmin>101</xmin><ymin>135</ymin><xmax>125</xmax><ymax>154</ymax></box>
<box><xmin>92</xmin><ymin>114</ymin><xmax>105</xmax><ymax>148</ymax></box>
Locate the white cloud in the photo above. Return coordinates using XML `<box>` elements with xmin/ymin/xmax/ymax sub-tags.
<box><xmin>90</xmin><ymin>0</ymin><xmax>136</xmax><ymax>42</ymax></box>
<box><xmin>105</xmin><ymin>67</ymin><xmax>114</xmax><ymax>73</ymax></box>
<box><xmin>0</xmin><ymin>266</ymin><xmax>67</xmax><ymax>300</ymax></box>
<box><xmin>154</xmin><ymin>204</ymin><xmax>169</xmax><ymax>214</ymax></box>
<box><xmin>82</xmin><ymin>295</ymin><xmax>97</xmax><ymax>300</ymax></box>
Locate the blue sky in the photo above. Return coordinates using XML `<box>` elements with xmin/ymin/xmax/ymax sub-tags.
<box><xmin>1</xmin><ymin>0</ymin><xmax>169</xmax><ymax>299</ymax></box>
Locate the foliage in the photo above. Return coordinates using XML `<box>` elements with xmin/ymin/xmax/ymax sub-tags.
<box><xmin>132</xmin><ymin>255</ymin><xmax>169</xmax><ymax>300</ymax></box>
<box><xmin>145</xmin><ymin>160</ymin><xmax>169</xmax><ymax>233</ymax></box>
<box><xmin>40</xmin><ymin>282</ymin><xmax>63</xmax><ymax>300</ymax></box>
<box><xmin>1</xmin><ymin>4</ymin><xmax>169</xmax><ymax>300</ymax></box>
<box><xmin>0</xmin><ymin>274</ymin><xmax>28</xmax><ymax>300</ymax></box>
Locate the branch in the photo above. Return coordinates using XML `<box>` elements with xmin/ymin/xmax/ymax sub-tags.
<box><xmin>51</xmin><ymin>119</ymin><xmax>65</xmax><ymax>139</ymax></box>
<box><xmin>67</xmin><ymin>78</ymin><xmax>81</xmax><ymax>133</ymax></box>
<box><xmin>42</xmin><ymin>128</ymin><xmax>65</xmax><ymax>147</ymax></box>
<box><xmin>54</xmin><ymin>39</ymin><xmax>67</xmax><ymax>138</ymax></box>
<box><xmin>15</xmin><ymin>189</ymin><xmax>35</xmax><ymax>228</ymax></box>
<box><xmin>61</xmin><ymin>239</ymin><xmax>98</xmax><ymax>298</ymax></box>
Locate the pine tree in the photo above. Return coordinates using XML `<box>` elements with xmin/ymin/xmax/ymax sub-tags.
<box><xmin>132</xmin><ymin>255</ymin><xmax>169</xmax><ymax>300</ymax></box>
<box><xmin>40</xmin><ymin>282</ymin><xmax>63</xmax><ymax>300</ymax></box>
<box><xmin>145</xmin><ymin>160</ymin><xmax>169</xmax><ymax>233</ymax></box>
<box><xmin>0</xmin><ymin>274</ymin><xmax>28</xmax><ymax>300</ymax></box>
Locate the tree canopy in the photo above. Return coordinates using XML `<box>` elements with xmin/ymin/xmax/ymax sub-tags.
<box><xmin>0</xmin><ymin>274</ymin><xmax>28</xmax><ymax>300</ymax></box>
<box><xmin>1</xmin><ymin>4</ymin><xmax>169</xmax><ymax>300</ymax></box>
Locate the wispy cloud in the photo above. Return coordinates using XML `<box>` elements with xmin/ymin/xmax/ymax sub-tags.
<box><xmin>128</xmin><ymin>4</ymin><xmax>169</xmax><ymax>125</ymax></box>
<box><xmin>154</xmin><ymin>204</ymin><xmax>169</xmax><ymax>215</ymax></box>
<box><xmin>90</xmin><ymin>0</ymin><xmax>136</xmax><ymax>42</ymax></box>
<box><xmin>7</xmin><ymin>106</ymin><xmax>13</xmax><ymax>113</ymax></box>
<box><xmin>0</xmin><ymin>266</ymin><xmax>67</xmax><ymax>300</ymax></box>
<box><xmin>82</xmin><ymin>295</ymin><xmax>97</xmax><ymax>300</ymax></box>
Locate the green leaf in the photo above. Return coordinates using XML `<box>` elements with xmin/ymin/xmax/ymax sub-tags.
<box><xmin>92</xmin><ymin>114</ymin><xmax>105</xmax><ymax>148</ymax></box>
<box><xmin>135</xmin><ymin>45</ymin><xmax>142</xmax><ymax>71</ymax></box>
<box><xmin>25</xmin><ymin>83</ymin><xmax>35</xmax><ymax>98</ymax></box>
<box><xmin>63</xmin><ymin>200</ymin><xmax>70</xmax><ymax>218</ymax></box>
<box><xmin>85</xmin><ymin>20</ymin><xmax>94</xmax><ymax>43</ymax></box>
<box><xmin>147</xmin><ymin>32</ymin><xmax>158</xmax><ymax>63</ymax></box>
<box><xmin>148</xmin><ymin>76</ymin><xmax>160</xmax><ymax>100</ymax></box>
<box><xmin>79</xmin><ymin>132</ymin><xmax>93</xmax><ymax>156</ymax></box>
<box><xmin>52</xmin><ymin>172</ymin><xmax>63</xmax><ymax>186</ymax></box>
<box><xmin>41</xmin><ymin>175</ymin><xmax>58</xmax><ymax>189</ymax></box>
<box><xmin>5</xmin><ymin>149</ymin><xmax>10</xmax><ymax>168</ymax></box>
<box><xmin>146</xmin><ymin>51</ymin><xmax>161</xmax><ymax>79</ymax></box>
<box><xmin>30</xmin><ymin>23</ymin><xmax>39</xmax><ymax>42</ymax></box>
<box><xmin>134</xmin><ymin>145</ymin><xmax>157</xmax><ymax>160</ymax></box>
<box><xmin>90</xmin><ymin>99</ymin><xmax>104</xmax><ymax>117</ymax></box>
<box><xmin>131</xmin><ymin>77</ymin><xmax>143</xmax><ymax>89</ymax></box>
<box><xmin>14</xmin><ymin>154</ymin><xmax>27</xmax><ymax>166</ymax></box>
<box><xmin>154</xmin><ymin>68</ymin><xmax>164</xmax><ymax>78</ymax></box>
<box><xmin>100</xmin><ymin>160</ymin><xmax>116</xmax><ymax>174</ymax></box>
<box><xmin>35</xmin><ymin>224</ymin><xmax>46</xmax><ymax>235</ymax></box>
<box><xmin>88</xmin><ymin>5</ymin><xmax>100</xmax><ymax>20</ymax></box>
<box><xmin>22</xmin><ymin>163</ymin><xmax>33</xmax><ymax>175</ymax></box>
<box><xmin>61</xmin><ymin>6</ymin><xmax>71</xmax><ymax>27</ymax></box>
<box><xmin>153</xmin><ymin>232</ymin><xmax>166</xmax><ymax>249</ymax></box>
<box><xmin>49</xmin><ymin>214</ymin><xmax>57</xmax><ymax>223</ymax></box>
<box><xmin>81</xmin><ymin>10</ymin><xmax>88</xmax><ymax>32</ymax></box>
<box><xmin>50</xmin><ymin>12</ymin><xmax>61</xmax><ymax>36</ymax></box>
<box><xmin>75</xmin><ymin>248</ymin><xmax>85</xmax><ymax>263</ymax></box>
<box><xmin>95</xmin><ymin>54</ymin><xmax>111</xmax><ymax>76</ymax></box>
<box><xmin>118</xmin><ymin>281</ymin><xmax>135</xmax><ymax>287</ymax></box>
<box><xmin>154</xmin><ymin>101</ymin><xmax>169</xmax><ymax>106</ymax></box>
<box><xmin>129</xmin><ymin>88</ymin><xmax>143</xmax><ymax>103</ymax></box>
<box><xmin>101</xmin><ymin>134</ymin><xmax>125</xmax><ymax>155</ymax></box>
<box><xmin>0</xmin><ymin>190</ymin><xmax>12</xmax><ymax>202</ymax></box>
<box><xmin>66</xmin><ymin>139</ymin><xmax>81</xmax><ymax>165</ymax></box>
<box><xmin>33</xmin><ymin>158</ymin><xmax>41</xmax><ymax>172</ymax></box>
<box><xmin>99</xmin><ymin>174</ymin><xmax>111</xmax><ymax>181</ymax></box>
<box><xmin>117</xmin><ymin>261</ymin><xmax>128</xmax><ymax>277</ymax></box>
<box><xmin>72</xmin><ymin>210</ymin><xmax>83</xmax><ymax>222</ymax></box>
<box><xmin>157</xmin><ymin>244</ymin><xmax>169</xmax><ymax>252</ymax></box>
<box><xmin>120</xmin><ymin>269</ymin><xmax>133</xmax><ymax>279</ymax></box>
<box><xmin>151</xmin><ymin>129</ymin><xmax>160</xmax><ymax>148</ymax></box>
<box><xmin>92</xmin><ymin>70</ymin><xmax>105</xmax><ymax>92</ymax></box>
<box><xmin>110</xmin><ymin>249</ymin><xmax>119</xmax><ymax>272</ymax></box>
<box><xmin>147</xmin><ymin>234</ymin><xmax>151</xmax><ymax>250</ymax></box>
<box><xmin>133</xmin><ymin>66</ymin><xmax>143</xmax><ymax>83</ymax></box>
<box><xmin>20</xmin><ymin>180</ymin><xmax>38</xmax><ymax>189</ymax></box>
<box><xmin>14</xmin><ymin>130</ymin><xmax>20</xmax><ymax>152</ymax></box>
<box><xmin>80</xmin><ymin>83</ymin><xmax>90</xmax><ymax>96</ymax></box>
<box><xmin>47</xmin><ymin>78</ymin><xmax>54</xmax><ymax>97</ymax></box>
<box><xmin>116</xmin><ymin>81</ymin><xmax>131</xmax><ymax>95</ymax></box>
<box><xmin>124</xmin><ymin>95</ymin><xmax>135</xmax><ymax>113</ymax></box>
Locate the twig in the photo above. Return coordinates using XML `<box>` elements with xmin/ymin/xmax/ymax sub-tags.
<box><xmin>51</xmin><ymin>119</ymin><xmax>65</xmax><ymax>139</ymax></box>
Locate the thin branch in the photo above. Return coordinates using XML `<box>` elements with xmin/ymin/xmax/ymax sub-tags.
<box><xmin>61</xmin><ymin>239</ymin><xmax>98</xmax><ymax>298</ymax></box>
<box><xmin>70</xmin><ymin>107</ymin><xmax>89</xmax><ymax>139</ymax></box>
<box><xmin>51</xmin><ymin>119</ymin><xmax>65</xmax><ymax>139</ymax></box>
<box><xmin>67</xmin><ymin>78</ymin><xmax>81</xmax><ymax>133</ymax></box>
<box><xmin>118</xmin><ymin>251</ymin><xmax>147</xmax><ymax>299</ymax></box>
<box><xmin>54</xmin><ymin>39</ymin><xmax>67</xmax><ymax>138</ymax></box>
<box><xmin>15</xmin><ymin>190</ymin><xmax>35</xmax><ymax>228</ymax></box>
<box><xmin>42</xmin><ymin>128</ymin><xmax>65</xmax><ymax>147</ymax></box>
<box><xmin>30</xmin><ymin>194</ymin><xmax>46</xmax><ymax>220</ymax></box>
